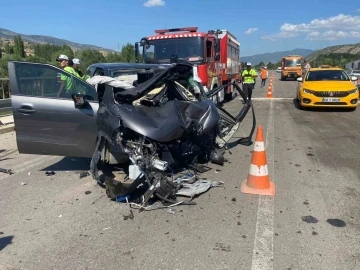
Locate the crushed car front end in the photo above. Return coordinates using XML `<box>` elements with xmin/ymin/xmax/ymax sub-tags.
<box><xmin>87</xmin><ymin>63</ymin><xmax>256</xmax><ymax>207</ymax></box>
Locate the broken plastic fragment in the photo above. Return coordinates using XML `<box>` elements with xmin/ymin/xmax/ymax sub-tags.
<box><xmin>167</xmin><ymin>209</ymin><xmax>175</xmax><ymax>214</ymax></box>
<box><xmin>45</xmin><ymin>171</ymin><xmax>55</xmax><ymax>176</ymax></box>
<box><xmin>79</xmin><ymin>171</ymin><xmax>90</xmax><ymax>179</ymax></box>
<box><xmin>176</xmin><ymin>180</ymin><xmax>224</xmax><ymax>197</ymax></box>
<box><xmin>173</xmin><ymin>172</ymin><xmax>197</xmax><ymax>184</ymax></box>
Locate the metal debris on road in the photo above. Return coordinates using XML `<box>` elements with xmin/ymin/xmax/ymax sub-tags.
<box><xmin>79</xmin><ymin>171</ymin><xmax>90</xmax><ymax>179</ymax></box>
<box><xmin>176</xmin><ymin>180</ymin><xmax>224</xmax><ymax>198</ymax></box>
<box><xmin>173</xmin><ymin>172</ymin><xmax>197</xmax><ymax>184</ymax></box>
<box><xmin>123</xmin><ymin>209</ymin><xmax>134</xmax><ymax>220</ymax></box>
<box><xmin>45</xmin><ymin>171</ymin><xmax>55</xmax><ymax>176</ymax></box>
<box><xmin>0</xmin><ymin>167</ymin><xmax>14</xmax><ymax>175</ymax></box>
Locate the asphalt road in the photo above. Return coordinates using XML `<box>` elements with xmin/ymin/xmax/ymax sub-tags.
<box><xmin>1</xmin><ymin>73</ymin><xmax>360</xmax><ymax>270</ymax></box>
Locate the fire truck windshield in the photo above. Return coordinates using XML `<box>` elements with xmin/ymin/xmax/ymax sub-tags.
<box><xmin>143</xmin><ymin>37</ymin><xmax>204</xmax><ymax>64</ymax></box>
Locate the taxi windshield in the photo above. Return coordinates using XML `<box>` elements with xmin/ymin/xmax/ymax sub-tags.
<box><xmin>306</xmin><ymin>70</ymin><xmax>350</xmax><ymax>81</ymax></box>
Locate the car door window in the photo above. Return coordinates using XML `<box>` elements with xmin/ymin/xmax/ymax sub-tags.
<box><xmin>94</xmin><ymin>68</ymin><xmax>105</xmax><ymax>76</ymax></box>
<box><xmin>14</xmin><ymin>62</ymin><xmax>98</xmax><ymax>101</ymax></box>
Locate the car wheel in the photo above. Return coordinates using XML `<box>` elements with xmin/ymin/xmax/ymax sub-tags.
<box><xmin>298</xmin><ymin>100</ymin><xmax>304</xmax><ymax>110</ymax></box>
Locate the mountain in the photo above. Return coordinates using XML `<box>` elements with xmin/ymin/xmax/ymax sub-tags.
<box><xmin>0</xmin><ymin>28</ymin><xmax>115</xmax><ymax>53</ymax></box>
<box><xmin>241</xmin><ymin>49</ymin><xmax>314</xmax><ymax>65</ymax></box>
<box><xmin>305</xmin><ymin>43</ymin><xmax>360</xmax><ymax>62</ymax></box>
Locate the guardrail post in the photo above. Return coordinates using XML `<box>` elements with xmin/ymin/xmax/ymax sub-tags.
<box><xmin>1</xmin><ymin>80</ymin><xmax>4</xmax><ymax>99</ymax></box>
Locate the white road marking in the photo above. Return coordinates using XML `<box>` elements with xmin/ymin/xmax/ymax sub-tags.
<box><xmin>251</xmin><ymin>99</ymin><xmax>275</xmax><ymax>270</ymax></box>
<box><xmin>238</xmin><ymin>97</ymin><xmax>293</xmax><ymax>101</ymax></box>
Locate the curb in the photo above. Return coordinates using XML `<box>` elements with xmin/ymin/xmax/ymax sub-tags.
<box><xmin>0</xmin><ymin>124</ymin><xmax>15</xmax><ymax>135</ymax></box>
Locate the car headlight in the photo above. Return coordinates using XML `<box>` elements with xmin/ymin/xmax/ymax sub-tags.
<box><xmin>303</xmin><ymin>88</ymin><xmax>314</xmax><ymax>94</ymax></box>
<box><xmin>348</xmin><ymin>89</ymin><xmax>358</xmax><ymax>94</ymax></box>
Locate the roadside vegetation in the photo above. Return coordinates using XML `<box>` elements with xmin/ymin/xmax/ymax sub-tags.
<box><xmin>0</xmin><ymin>35</ymin><xmax>137</xmax><ymax>78</ymax></box>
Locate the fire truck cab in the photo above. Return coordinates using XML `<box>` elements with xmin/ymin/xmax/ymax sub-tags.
<box><xmin>135</xmin><ymin>27</ymin><xmax>240</xmax><ymax>104</ymax></box>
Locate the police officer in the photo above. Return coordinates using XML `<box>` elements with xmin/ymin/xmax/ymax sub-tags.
<box><xmin>56</xmin><ymin>54</ymin><xmax>78</xmax><ymax>97</ymax></box>
<box><xmin>72</xmin><ymin>58</ymin><xmax>84</xmax><ymax>78</ymax></box>
<box><xmin>241</xmin><ymin>62</ymin><xmax>258</xmax><ymax>100</ymax></box>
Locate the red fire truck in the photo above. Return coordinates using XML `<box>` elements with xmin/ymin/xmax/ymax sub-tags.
<box><xmin>135</xmin><ymin>27</ymin><xmax>241</xmax><ymax>104</ymax></box>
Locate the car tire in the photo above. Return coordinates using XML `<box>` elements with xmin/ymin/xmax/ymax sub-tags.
<box><xmin>296</xmin><ymin>98</ymin><xmax>304</xmax><ymax>110</ymax></box>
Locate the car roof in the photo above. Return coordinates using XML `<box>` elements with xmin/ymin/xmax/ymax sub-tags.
<box><xmin>309</xmin><ymin>67</ymin><xmax>343</xmax><ymax>71</ymax></box>
<box><xmin>87</xmin><ymin>62</ymin><xmax>170</xmax><ymax>70</ymax></box>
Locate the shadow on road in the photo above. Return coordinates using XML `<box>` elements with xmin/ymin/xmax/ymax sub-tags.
<box><xmin>292</xmin><ymin>98</ymin><xmax>357</xmax><ymax>112</ymax></box>
<box><xmin>0</xmin><ymin>235</ymin><xmax>14</xmax><ymax>252</ymax></box>
<box><xmin>40</xmin><ymin>157</ymin><xmax>91</xmax><ymax>172</ymax></box>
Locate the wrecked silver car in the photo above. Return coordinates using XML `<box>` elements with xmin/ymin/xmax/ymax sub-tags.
<box><xmin>86</xmin><ymin>63</ymin><xmax>255</xmax><ymax>207</ymax></box>
<box><xmin>8</xmin><ymin>61</ymin><xmax>254</xmax><ymax>208</ymax></box>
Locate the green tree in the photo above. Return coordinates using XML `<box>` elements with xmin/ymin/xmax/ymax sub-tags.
<box><xmin>105</xmin><ymin>52</ymin><xmax>123</xmax><ymax>63</ymax></box>
<box><xmin>60</xmin><ymin>44</ymin><xmax>74</xmax><ymax>59</ymax></box>
<box><xmin>120</xmin><ymin>43</ymin><xmax>136</xmax><ymax>63</ymax></box>
<box><xmin>5</xmin><ymin>43</ymin><xmax>14</xmax><ymax>55</ymax></box>
<box><xmin>14</xmin><ymin>35</ymin><xmax>25</xmax><ymax>58</ymax></box>
<box><xmin>258</xmin><ymin>61</ymin><xmax>265</xmax><ymax>67</ymax></box>
<box><xmin>77</xmin><ymin>49</ymin><xmax>106</xmax><ymax>72</ymax></box>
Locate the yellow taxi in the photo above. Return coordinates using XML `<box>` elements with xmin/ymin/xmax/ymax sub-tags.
<box><xmin>296</xmin><ymin>66</ymin><xmax>359</xmax><ymax>110</ymax></box>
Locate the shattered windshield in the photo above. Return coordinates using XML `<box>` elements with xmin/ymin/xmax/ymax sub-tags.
<box><xmin>305</xmin><ymin>70</ymin><xmax>350</xmax><ymax>81</ymax></box>
<box><xmin>143</xmin><ymin>37</ymin><xmax>204</xmax><ymax>64</ymax></box>
<box><xmin>284</xmin><ymin>59</ymin><xmax>302</xmax><ymax>67</ymax></box>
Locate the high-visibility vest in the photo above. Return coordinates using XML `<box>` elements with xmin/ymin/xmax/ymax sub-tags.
<box><xmin>260</xmin><ymin>69</ymin><xmax>268</xmax><ymax>79</ymax></box>
<box><xmin>242</xmin><ymin>69</ymin><xmax>257</xmax><ymax>83</ymax></box>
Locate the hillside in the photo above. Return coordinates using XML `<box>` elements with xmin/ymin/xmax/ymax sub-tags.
<box><xmin>241</xmin><ymin>48</ymin><xmax>314</xmax><ymax>65</ymax></box>
<box><xmin>0</xmin><ymin>28</ymin><xmax>115</xmax><ymax>54</ymax></box>
<box><xmin>305</xmin><ymin>43</ymin><xmax>360</xmax><ymax>62</ymax></box>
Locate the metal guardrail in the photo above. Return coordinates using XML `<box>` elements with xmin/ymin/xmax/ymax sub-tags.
<box><xmin>0</xmin><ymin>98</ymin><xmax>12</xmax><ymax>113</ymax></box>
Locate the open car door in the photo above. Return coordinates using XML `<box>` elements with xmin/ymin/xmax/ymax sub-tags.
<box><xmin>8</xmin><ymin>61</ymin><xmax>99</xmax><ymax>158</ymax></box>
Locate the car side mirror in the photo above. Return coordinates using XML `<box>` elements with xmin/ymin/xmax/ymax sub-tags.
<box><xmin>72</xmin><ymin>93</ymin><xmax>88</xmax><ymax>108</ymax></box>
<box><xmin>297</xmin><ymin>77</ymin><xmax>303</xmax><ymax>82</ymax></box>
<box><xmin>351</xmin><ymin>76</ymin><xmax>358</xmax><ymax>81</ymax></box>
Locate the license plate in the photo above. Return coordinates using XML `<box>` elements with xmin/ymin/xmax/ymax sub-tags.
<box><xmin>322</xmin><ymin>98</ymin><xmax>340</xmax><ymax>102</ymax></box>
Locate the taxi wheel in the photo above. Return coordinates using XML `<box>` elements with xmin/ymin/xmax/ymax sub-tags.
<box><xmin>296</xmin><ymin>99</ymin><xmax>304</xmax><ymax>110</ymax></box>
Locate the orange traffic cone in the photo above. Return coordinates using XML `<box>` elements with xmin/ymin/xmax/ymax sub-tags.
<box><xmin>266</xmin><ymin>86</ymin><xmax>272</xmax><ymax>98</ymax></box>
<box><xmin>241</xmin><ymin>125</ymin><xmax>275</xmax><ymax>196</ymax></box>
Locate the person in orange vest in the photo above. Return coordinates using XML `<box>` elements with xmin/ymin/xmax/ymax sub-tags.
<box><xmin>260</xmin><ymin>66</ymin><xmax>268</xmax><ymax>87</ymax></box>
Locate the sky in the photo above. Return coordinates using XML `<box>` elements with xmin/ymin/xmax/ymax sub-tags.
<box><xmin>1</xmin><ymin>0</ymin><xmax>360</xmax><ymax>56</ymax></box>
